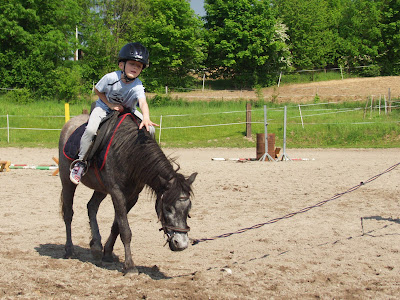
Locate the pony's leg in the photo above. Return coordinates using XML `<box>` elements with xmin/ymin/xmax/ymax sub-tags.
<box><xmin>87</xmin><ymin>191</ymin><xmax>107</xmax><ymax>260</ymax></box>
<box><xmin>61</xmin><ymin>182</ymin><xmax>77</xmax><ymax>258</ymax></box>
<box><xmin>103</xmin><ymin>194</ymin><xmax>139</xmax><ymax>270</ymax></box>
<box><xmin>102</xmin><ymin>217</ymin><xmax>119</xmax><ymax>263</ymax></box>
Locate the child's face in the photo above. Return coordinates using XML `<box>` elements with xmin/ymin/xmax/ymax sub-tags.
<box><xmin>119</xmin><ymin>60</ymin><xmax>143</xmax><ymax>80</ymax></box>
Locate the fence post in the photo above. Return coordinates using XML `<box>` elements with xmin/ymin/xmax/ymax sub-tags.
<box><xmin>299</xmin><ymin>104</ymin><xmax>304</xmax><ymax>129</ymax></box>
<box><xmin>7</xmin><ymin>114</ymin><xmax>10</xmax><ymax>143</ymax></box>
<box><xmin>246</xmin><ymin>102</ymin><xmax>251</xmax><ymax>138</ymax></box>
<box><xmin>65</xmin><ymin>103</ymin><xmax>70</xmax><ymax>123</ymax></box>
<box><xmin>379</xmin><ymin>95</ymin><xmax>381</xmax><ymax>115</ymax></box>
<box><xmin>370</xmin><ymin>96</ymin><xmax>373</xmax><ymax>118</ymax></box>
<box><xmin>158</xmin><ymin>115</ymin><xmax>163</xmax><ymax>144</ymax></box>
<box><xmin>384</xmin><ymin>95</ymin><xmax>387</xmax><ymax>115</ymax></box>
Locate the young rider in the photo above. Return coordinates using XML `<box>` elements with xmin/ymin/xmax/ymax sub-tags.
<box><xmin>70</xmin><ymin>42</ymin><xmax>158</xmax><ymax>185</ymax></box>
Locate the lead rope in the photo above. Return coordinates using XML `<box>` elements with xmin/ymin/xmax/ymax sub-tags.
<box><xmin>191</xmin><ymin>161</ymin><xmax>400</xmax><ymax>245</ymax></box>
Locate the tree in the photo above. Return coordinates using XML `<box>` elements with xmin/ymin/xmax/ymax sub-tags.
<box><xmin>76</xmin><ymin>0</ymin><xmax>149</xmax><ymax>91</ymax></box>
<box><xmin>136</xmin><ymin>0</ymin><xmax>206</xmax><ymax>91</ymax></box>
<box><xmin>378</xmin><ymin>0</ymin><xmax>400</xmax><ymax>75</ymax></box>
<box><xmin>337</xmin><ymin>0</ymin><xmax>382</xmax><ymax>75</ymax></box>
<box><xmin>204</xmin><ymin>0</ymin><xmax>290</xmax><ymax>88</ymax></box>
<box><xmin>76</xmin><ymin>0</ymin><xmax>205</xmax><ymax>92</ymax></box>
<box><xmin>273</xmin><ymin>0</ymin><xmax>339</xmax><ymax>70</ymax></box>
<box><xmin>0</xmin><ymin>0</ymin><xmax>82</xmax><ymax>97</ymax></box>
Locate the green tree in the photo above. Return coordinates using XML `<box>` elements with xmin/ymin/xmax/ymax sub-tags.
<box><xmin>0</xmin><ymin>0</ymin><xmax>81</xmax><ymax>98</ymax></box>
<box><xmin>204</xmin><ymin>0</ymin><xmax>290</xmax><ymax>88</ymax></box>
<box><xmin>274</xmin><ymin>0</ymin><xmax>339</xmax><ymax>70</ymax></box>
<box><xmin>378</xmin><ymin>0</ymin><xmax>400</xmax><ymax>75</ymax></box>
<box><xmin>76</xmin><ymin>0</ymin><xmax>205</xmax><ymax>92</ymax></box>
<box><xmin>136</xmin><ymin>0</ymin><xmax>206</xmax><ymax>91</ymax></box>
<box><xmin>337</xmin><ymin>0</ymin><xmax>382</xmax><ymax>75</ymax></box>
<box><xmin>75</xmin><ymin>0</ymin><xmax>149</xmax><ymax>91</ymax></box>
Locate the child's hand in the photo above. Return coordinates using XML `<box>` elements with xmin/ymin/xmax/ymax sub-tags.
<box><xmin>110</xmin><ymin>104</ymin><xmax>123</xmax><ymax>112</ymax></box>
<box><xmin>139</xmin><ymin>118</ymin><xmax>159</xmax><ymax>131</ymax></box>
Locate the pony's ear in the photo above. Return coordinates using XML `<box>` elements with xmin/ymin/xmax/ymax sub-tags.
<box><xmin>187</xmin><ymin>172</ymin><xmax>198</xmax><ymax>185</ymax></box>
<box><xmin>158</xmin><ymin>176</ymin><xmax>175</xmax><ymax>188</ymax></box>
<box><xmin>159</xmin><ymin>176</ymin><xmax>168</xmax><ymax>188</ymax></box>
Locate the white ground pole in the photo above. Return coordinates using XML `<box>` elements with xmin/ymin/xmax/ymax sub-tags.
<box><xmin>259</xmin><ymin>105</ymin><xmax>276</xmax><ymax>162</ymax></box>
<box><xmin>279</xmin><ymin>106</ymin><xmax>291</xmax><ymax>161</ymax></box>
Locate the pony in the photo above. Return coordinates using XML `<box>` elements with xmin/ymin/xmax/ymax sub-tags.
<box><xmin>58</xmin><ymin>112</ymin><xmax>197</xmax><ymax>274</ymax></box>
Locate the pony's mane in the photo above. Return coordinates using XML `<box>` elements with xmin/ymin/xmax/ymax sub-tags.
<box><xmin>111</xmin><ymin>115</ymin><xmax>193</xmax><ymax>203</ymax></box>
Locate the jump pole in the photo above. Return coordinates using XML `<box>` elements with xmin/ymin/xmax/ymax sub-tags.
<box><xmin>259</xmin><ymin>105</ymin><xmax>276</xmax><ymax>162</ymax></box>
<box><xmin>279</xmin><ymin>106</ymin><xmax>291</xmax><ymax>161</ymax></box>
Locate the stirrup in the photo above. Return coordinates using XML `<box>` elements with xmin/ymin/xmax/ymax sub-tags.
<box><xmin>70</xmin><ymin>159</ymin><xmax>89</xmax><ymax>176</ymax></box>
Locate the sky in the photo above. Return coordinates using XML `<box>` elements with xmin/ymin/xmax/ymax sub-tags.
<box><xmin>190</xmin><ymin>0</ymin><xmax>206</xmax><ymax>17</ymax></box>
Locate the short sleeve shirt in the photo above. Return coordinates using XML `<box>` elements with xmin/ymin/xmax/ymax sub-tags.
<box><xmin>95</xmin><ymin>71</ymin><xmax>145</xmax><ymax>111</ymax></box>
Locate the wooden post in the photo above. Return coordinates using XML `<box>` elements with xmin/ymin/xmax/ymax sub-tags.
<box><xmin>246</xmin><ymin>103</ymin><xmax>251</xmax><ymax>138</ymax></box>
<box><xmin>0</xmin><ymin>160</ymin><xmax>11</xmax><ymax>172</ymax></box>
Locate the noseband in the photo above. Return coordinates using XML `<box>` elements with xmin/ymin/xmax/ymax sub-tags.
<box><xmin>158</xmin><ymin>196</ymin><xmax>191</xmax><ymax>243</ymax></box>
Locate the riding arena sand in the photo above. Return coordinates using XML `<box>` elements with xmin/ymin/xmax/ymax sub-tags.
<box><xmin>0</xmin><ymin>147</ymin><xmax>399</xmax><ymax>299</ymax></box>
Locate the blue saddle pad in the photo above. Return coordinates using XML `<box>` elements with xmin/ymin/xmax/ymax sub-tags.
<box><xmin>62</xmin><ymin>113</ymin><xmax>138</xmax><ymax>169</ymax></box>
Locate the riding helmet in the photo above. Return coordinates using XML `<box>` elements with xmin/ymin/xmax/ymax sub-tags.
<box><xmin>118</xmin><ymin>42</ymin><xmax>149</xmax><ymax>69</ymax></box>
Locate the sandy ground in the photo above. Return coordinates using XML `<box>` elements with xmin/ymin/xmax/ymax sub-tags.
<box><xmin>0</xmin><ymin>147</ymin><xmax>399</xmax><ymax>299</ymax></box>
<box><xmin>164</xmin><ymin>76</ymin><xmax>400</xmax><ymax>103</ymax></box>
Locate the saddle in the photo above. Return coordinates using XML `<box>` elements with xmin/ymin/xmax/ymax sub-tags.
<box><xmin>63</xmin><ymin>110</ymin><xmax>139</xmax><ymax>170</ymax></box>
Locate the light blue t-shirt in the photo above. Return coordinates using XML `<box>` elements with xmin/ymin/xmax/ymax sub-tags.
<box><xmin>95</xmin><ymin>70</ymin><xmax>145</xmax><ymax>112</ymax></box>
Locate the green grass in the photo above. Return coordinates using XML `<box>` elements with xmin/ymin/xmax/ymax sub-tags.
<box><xmin>0</xmin><ymin>94</ymin><xmax>399</xmax><ymax>148</ymax></box>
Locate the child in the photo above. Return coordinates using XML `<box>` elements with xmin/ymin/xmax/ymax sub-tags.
<box><xmin>70</xmin><ymin>42</ymin><xmax>158</xmax><ymax>185</ymax></box>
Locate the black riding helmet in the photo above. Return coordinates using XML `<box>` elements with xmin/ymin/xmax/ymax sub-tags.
<box><xmin>118</xmin><ymin>42</ymin><xmax>149</xmax><ymax>69</ymax></box>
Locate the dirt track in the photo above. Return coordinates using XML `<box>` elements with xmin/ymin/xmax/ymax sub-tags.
<box><xmin>0</xmin><ymin>147</ymin><xmax>399</xmax><ymax>299</ymax></box>
<box><xmin>165</xmin><ymin>76</ymin><xmax>400</xmax><ymax>103</ymax></box>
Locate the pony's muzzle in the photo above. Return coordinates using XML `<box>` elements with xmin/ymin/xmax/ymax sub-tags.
<box><xmin>168</xmin><ymin>232</ymin><xmax>189</xmax><ymax>251</ymax></box>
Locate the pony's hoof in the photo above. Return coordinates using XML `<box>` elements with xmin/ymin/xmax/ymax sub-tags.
<box><xmin>123</xmin><ymin>266</ymin><xmax>139</xmax><ymax>276</ymax></box>
<box><xmin>90</xmin><ymin>244</ymin><xmax>103</xmax><ymax>261</ymax></box>
<box><xmin>102</xmin><ymin>253</ymin><xmax>115</xmax><ymax>263</ymax></box>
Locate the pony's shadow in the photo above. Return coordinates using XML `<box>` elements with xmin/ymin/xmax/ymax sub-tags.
<box><xmin>34</xmin><ymin>243</ymin><xmax>171</xmax><ymax>280</ymax></box>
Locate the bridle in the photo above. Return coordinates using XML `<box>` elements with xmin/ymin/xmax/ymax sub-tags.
<box><xmin>158</xmin><ymin>195</ymin><xmax>191</xmax><ymax>244</ymax></box>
